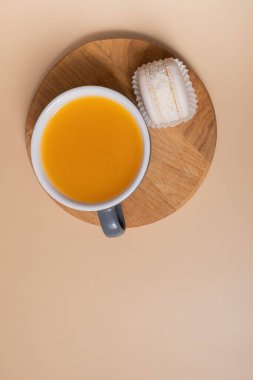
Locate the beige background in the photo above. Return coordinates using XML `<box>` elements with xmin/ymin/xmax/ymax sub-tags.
<box><xmin>1</xmin><ymin>1</ymin><xmax>253</xmax><ymax>379</ymax></box>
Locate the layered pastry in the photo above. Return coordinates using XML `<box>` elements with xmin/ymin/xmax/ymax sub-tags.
<box><xmin>132</xmin><ymin>58</ymin><xmax>197</xmax><ymax>128</ymax></box>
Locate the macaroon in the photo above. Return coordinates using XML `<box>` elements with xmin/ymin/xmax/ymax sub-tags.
<box><xmin>132</xmin><ymin>58</ymin><xmax>197</xmax><ymax>128</ymax></box>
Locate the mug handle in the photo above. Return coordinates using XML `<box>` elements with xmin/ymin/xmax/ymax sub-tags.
<box><xmin>98</xmin><ymin>204</ymin><xmax>125</xmax><ymax>238</ymax></box>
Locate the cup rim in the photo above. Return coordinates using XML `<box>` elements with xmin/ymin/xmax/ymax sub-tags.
<box><xmin>31</xmin><ymin>86</ymin><xmax>151</xmax><ymax>211</ymax></box>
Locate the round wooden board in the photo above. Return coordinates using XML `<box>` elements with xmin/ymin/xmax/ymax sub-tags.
<box><xmin>26</xmin><ymin>38</ymin><xmax>217</xmax><ymax>228</ymax></box>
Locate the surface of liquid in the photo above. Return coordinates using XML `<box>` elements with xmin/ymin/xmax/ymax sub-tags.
<box><xmin>41</xmin><ymin>96</ymin><xmax>143</xmax><ymax>203</ymax></box>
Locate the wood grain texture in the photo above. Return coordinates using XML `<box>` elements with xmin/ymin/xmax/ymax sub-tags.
<box><xmin>26</xmin><ymin>38</ymin><xmax>217</xmax><ymax>227</ymax></box>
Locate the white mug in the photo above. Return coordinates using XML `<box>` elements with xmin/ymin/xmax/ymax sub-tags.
<box><xmin>31</xmin><ymin>86</ymin><xmax>151</xmax><ymax>237</ymax></box>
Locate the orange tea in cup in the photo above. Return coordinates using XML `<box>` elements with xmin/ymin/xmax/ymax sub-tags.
<box><xmin>41</xmin><ymin>96</ymin><xmax>143</xmax><ymax>203</ymax></box>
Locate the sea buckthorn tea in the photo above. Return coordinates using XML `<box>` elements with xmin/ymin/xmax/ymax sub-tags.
<box><xmin>41</xmin><ymin>96</ymin><xmax>143</xmax><ymax>203</ymax></box>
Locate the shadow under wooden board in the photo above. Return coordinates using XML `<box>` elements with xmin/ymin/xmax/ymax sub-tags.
<box><xmin>26</xmin><ymin>38</ymin><xmax>217</xmax><ymax>228</ymax></box>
